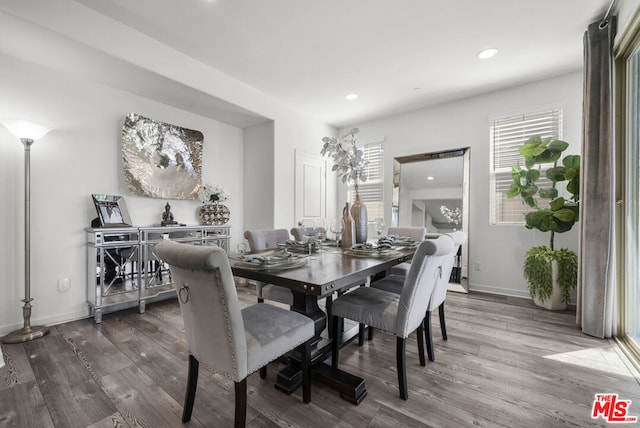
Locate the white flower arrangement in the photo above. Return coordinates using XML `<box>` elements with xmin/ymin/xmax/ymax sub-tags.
<box><xmin>320</xmin><ymin>128</ymin><xmax>369</xmax><ymax>194</ymax></box>
<box><xmin>440</xmin><ymin>205</ymin><xmax>462</xmax><ymax>225</ymax></box>
<box><xmin>199</xmin><ymin>183</ymin><xmax>230</xmax><ymax>204</ymax></box>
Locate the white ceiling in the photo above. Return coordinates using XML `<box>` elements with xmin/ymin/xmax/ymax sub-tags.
<box><xmin>70</xmin><ymin>0</ymin><xmax>611</xmax><ymax>128</ymax></box>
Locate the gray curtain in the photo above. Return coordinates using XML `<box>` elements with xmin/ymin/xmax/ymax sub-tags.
<box><xmin>578</xmin><ymin>16</ymin><xmax>617</xmax><ymax>338</ymax></box>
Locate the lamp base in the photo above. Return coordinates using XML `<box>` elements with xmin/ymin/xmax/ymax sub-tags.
<box><xmin>1</xmin><ymin>325</ymin><xmax>49</xmax><ymax>344</ymax></box>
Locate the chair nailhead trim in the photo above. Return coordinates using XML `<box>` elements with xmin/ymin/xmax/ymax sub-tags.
<box><xmin>214</xmin><ymin>268</ymin><xmax>237</xmax><ymax>372</ymax></box>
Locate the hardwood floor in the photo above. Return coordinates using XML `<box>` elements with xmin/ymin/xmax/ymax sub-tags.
<box><xmin>1</xmin><ymin>285</ymin><xmax>638</xmax><ymax>427</ymax></box>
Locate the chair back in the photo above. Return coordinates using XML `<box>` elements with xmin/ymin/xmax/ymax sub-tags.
<box><xmin>396</xmin><ymin>235</ymin><xmax>454</xmax><ymax>337</ymax></box>
<box><xmin>290</xmin><ymin>227</ymin><xmax>327</xmax><ymax>241</ymax></box>
<box><xmin>244</xmin><ymin>229</ymin><xmax>290</xmax><ymax>251</ymax></box>
<box><xmin>428</xmin><ymin>231</ymin><xmax>467</xmax><ymax>310</ymax></box>
<box><xmin>155</xmin><ymin>241</ymin><xmax>249</xmax><ymax>381</ymax></box>
<box><xmin>387</xmin><ymin>227</ymin><xmax>427</xmax><ymax>242</ymax></box>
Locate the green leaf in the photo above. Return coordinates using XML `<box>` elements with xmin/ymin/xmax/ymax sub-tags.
<box><xmin>563</xmin><ymin>155</ymin><xmax>580</xmax><ymax>169</ymax></box>
<box><xmin>534</xmin><ymin>150</ymin><xmax>561</xmax><ymax>164</ymax></box>
<box><xmin>546</xmin><ymin>166</ymin><xmax>566</xmax><ymax>182</ymax></box>
<box><xmin>567</xmin><ymin>179</ymin><xmax>579</xmax><ymax>197</ymax></box>
<box><xmin>523</xmin><ymin>196</ymin><xmax>537</xmax><ymax>208</ymax></box>
<box><xmin>549</xmin><ymin>197</ymin><xmax>566</xmax><ymax>211</ymax></box>
<box><xmin>539</xmin><ymin>188</ymin><xmax>558</xmax><ymax>199</ymax></box>
<box><xmin>553</xmin><ymin>208</ymin><xmax>575</xmax><ymax>222</ymax></box>
<box><xmin>547</xmin><ymin>140</ymin><xmax>569</xmax><ymax>153</ymax></box>
<box><xmin>564</xmin><ymin>168</ymin><xmax>577</xmax><ymax>181</ymax></box>
<box><xmin>526</xmin><ymin>169</ymin><xmax>540</xmax><ymax>182</ymax></box>
<box><xmin>554</xmin><ymin>220</ymin><xmax>574</xmax><ymax>233</ymax></box>
<box><xmin>538</xmin><ymin>215</ymin><xmax>555</xmax><ymax>232</ymax></box>
<box><xmin>520</xmin><ymin>141</ymin><xmax>541</xmax><ymax>159</ymax></box>
<box><xmin>521</xmin><ymin>184</ymin><xmax>538</xmax><ymax>197</ymax></box>
<box><xmin>506</xmin><ymin>183</ymin><xmax>521</xmax><ymax>199</ymax></box>
<box><xmin>525</xmin><ymin>210</ymin><xmax>549</xmax><ymax>228</ymax></box>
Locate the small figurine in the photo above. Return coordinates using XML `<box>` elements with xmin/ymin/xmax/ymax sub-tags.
<box><xmin>161</xmin><ymin>202</ymin><xmax>178</xmax><ymax>226</ymax></box>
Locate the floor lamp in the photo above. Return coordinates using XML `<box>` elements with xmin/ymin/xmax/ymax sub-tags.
<box><xmin>1</xmin><ymin>119</ymin><xmax>51</xmax><ymax>344</ymax></box>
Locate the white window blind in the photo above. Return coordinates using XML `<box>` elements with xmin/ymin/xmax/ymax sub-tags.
<box><xmin>350</xmin><ymin>140</ymin><xmax>384</xmax><ymax>220</ymax></box>
<box><xmin>490</xmin><ymin>109</ymin><xmax>563</xmax><ymax>224</ymax></box>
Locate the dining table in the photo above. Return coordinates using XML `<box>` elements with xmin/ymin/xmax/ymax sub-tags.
<box><xmin>229</xmin><ymin>243</ymin><xmax>415</xmax><ymax>405</ymax></box>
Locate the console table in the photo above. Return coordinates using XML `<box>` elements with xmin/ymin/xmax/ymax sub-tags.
<box><xmin>86</xmin><ymin>225</ymin><xmax>230</xmax><ymax>323</ymax></box>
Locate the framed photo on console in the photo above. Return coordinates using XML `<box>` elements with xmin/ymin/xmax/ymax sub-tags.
<box><xmin>92</xmin><ymin>194</ymin><xmax>132</xmax><ymax>227</ymax></box>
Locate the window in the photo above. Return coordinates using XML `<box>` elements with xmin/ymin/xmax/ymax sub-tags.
<box><xmin>350</xmin><ymin>140</ymin><xmax>384</xmax><ymax>220</ymax></box>
<box><xmin>621</xmin><ymin>30</ymin><xmax>640</xmax><ymax>361</ymax></box>
<box><xmin>489</xmin><ymin>108</ymin><xmax>563</xmax><ymax>224</ymax></box>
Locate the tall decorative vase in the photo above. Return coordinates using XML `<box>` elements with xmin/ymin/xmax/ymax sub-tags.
<box><xmin>351</xmin><ymin>194</ymin><xmax>368</xmax><ymax>243</ymax></box>
<box><xmin>342</xmin><ymin>202</ymin><xmax>356</xmax><ymax>249</ymax></box>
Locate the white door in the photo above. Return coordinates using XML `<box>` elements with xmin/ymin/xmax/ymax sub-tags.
<box><xmin>294</xmin><ymin>150</ymin><xmax>326</xmax><ymax>225</ymax></box>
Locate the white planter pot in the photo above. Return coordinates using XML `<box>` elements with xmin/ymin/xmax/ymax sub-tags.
<box><xmin>532</xmin><ymin>260</ymin><xmax>567</xmax><ymax>310</ymax></box>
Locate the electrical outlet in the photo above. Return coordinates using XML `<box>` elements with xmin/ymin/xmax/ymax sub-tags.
<box><xmin>475</xmin><ymin>262</ymin><xmax>482</xmax><ymax>271</ymax></box>
<box><xmin>58</xmin><ymin>278</ymin><xmax>71</xmax><ymax>292</ymax></box>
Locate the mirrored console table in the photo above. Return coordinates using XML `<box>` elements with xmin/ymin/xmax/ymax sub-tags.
<box><xmin>86</xmin><ymin>225</ymin><xmax>230</xmax><ymax>323</ymax></box>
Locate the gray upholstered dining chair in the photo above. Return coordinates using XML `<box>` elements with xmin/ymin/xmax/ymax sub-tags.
<box><xmin>387</xmin><ymin>226</ymin><xmax>427</xmax><ymax>241</ymax></box>
<box><xmin>355</xmin><ymin>226</ymin><xmax>428</xmax><ymax>344</ymax></box>
<box><xmin>372</xmin><ymin>231</ymin><xmax>467</xmax><ymax>363</ymax></box>
<box><xmin>155</xmin><ymin>241</ymin><xmax>314</xmax><ymax>428</ymax></box>
<box><xmin>290</xmin><ymin>226</ymin><xmax>327</xmax><ymax>242</ymax></box>
<box><xmin>387</xmin><ymin>226</ymin><xmax>428</xmax><ymax>277</ymax></box>
<box><xmin>330</xmin><ymin>235</ymin><xmax>453</xmax><ymax>400</ymax></box>
<box><xmin>243</xmin><ymin>229</ymin><xmax>294</xmax><ymax>306</ymax></box>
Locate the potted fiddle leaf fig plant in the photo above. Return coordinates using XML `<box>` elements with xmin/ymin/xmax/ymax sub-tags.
<box><xmin>506</xmin><ymin>135</ymin><xmax>579</xmax><ymax>310</ymax></box>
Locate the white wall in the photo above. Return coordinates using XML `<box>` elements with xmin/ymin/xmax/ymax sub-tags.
<box><xmin>0</xmin><ymin>53</ymin><xmax>249</xmax><ymax>331</ymax></box>
<box><xmin>0</xmin><ymin>5</ymin><xmax>335</xmax><ymax>334</ymax></box>
<box><xmin>244</xmin><ymin>121</ymin><xmax>275</xmax><ymax>230</ymax></box>
<box><xmin>340</xmin><ymin>72</ymin><xmax>583</xmax><ymax>298</ymax></box>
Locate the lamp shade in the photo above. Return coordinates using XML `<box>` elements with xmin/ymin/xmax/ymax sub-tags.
<box><xmin>0</xmin><ymin>119</ymin><xmax>51</xmax><ymax>140</ymax></box>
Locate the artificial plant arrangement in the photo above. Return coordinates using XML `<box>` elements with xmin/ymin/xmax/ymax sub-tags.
<box><xmin>321</xmin><ymin>128</ymin><xmax>370</xmax><ymax>243</ymax></box>
<box><xmin>506</xmin><ymin>135</ymin><xmax>579</xmax><ymax>306</ymax></box>
<box><xmin>198</xmin><ymin>183</ymin><xmax>230</xmax><ymax>204</ymax></box>
<box><xmin>320</xmin><ymin>128</ymin><xmax>369</xmax><ymax>196</ymax></box>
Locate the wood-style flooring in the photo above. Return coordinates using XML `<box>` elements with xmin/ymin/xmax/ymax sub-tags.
<box><xmin>1</xmin><ymin>285</ymin><xmax>639</xmax><ymax>427</ymax></box>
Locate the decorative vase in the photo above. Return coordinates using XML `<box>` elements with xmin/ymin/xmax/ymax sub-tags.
<box><xmin>198</xmin><ymin>203</ymin><xmax>230</xmax><ymax>226</ymax></box>
<box><xmin>351</xmin><ymin>195</ymin><xmax>368</xmax><ymax>243</ymax></box>
<box><xmin>342</xmin><ymin>202</ymin><xmax>356</xmax><ymax>249</ymax></box>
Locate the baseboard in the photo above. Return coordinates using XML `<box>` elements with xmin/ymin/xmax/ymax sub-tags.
<box><xmin>467</xmin><ymin>282</ymin><xmax>531</xmax><ymax>299</ymax></box>
<box><xmin>0</xmin><ymin>308</ymin><xmax>90</xmax><ymax>336</ymax></box>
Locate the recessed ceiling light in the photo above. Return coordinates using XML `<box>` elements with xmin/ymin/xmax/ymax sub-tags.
<box><xmin>345</xmin><ymin>93</ymin><xmax>359</xmax><ymax>101</ymax></box>
<box><xmin>427</xmin><ymin>176</ymin><xmax>434</xmax><ymax>181</ymax></box>
<box><xmin>477</xmin><ymin>48</ymin><xmax>498</xmax><ymax>59</ymax></box>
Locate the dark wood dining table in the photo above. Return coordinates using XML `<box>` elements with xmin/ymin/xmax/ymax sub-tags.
<box><xmin>229</xmin><ymin>245</ymin><xmax>415</xmax><ymax>405</ymax></box>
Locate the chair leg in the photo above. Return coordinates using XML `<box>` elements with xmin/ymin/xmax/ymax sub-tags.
<box><xmin>331</xmin><ymin>315</ymin><xmax>340</xmax><ymax>369</ymax></box>
<box><xmin>368</xmin><ymin>326</ymin><xmax>374</xmax><ymax>340</ymax></box>
<box><xmin>259</xmin><ymin>366</ymin><xmax>267</xmax><ymax>379</ymax></box>
<box><xmin>358</xmin><ymin>323</ymin><xmax>365</xmax><ymax>346</ymax></box>
<box><xmin>396</xmin><ymin>336</ymin><xmax>408</xmax><ymax>400</ymax></box>
<box><xmin>182</xmin><ymin>354</ymin><xmax>199</xmax><ymax>422</ymax></box>
<box><xmin>234</xmin><ymin>379</ymin><xmax>247</xmax><ymax>428</ymax></box>
<box><xmin>439</xmin><ymin>302</ymin><xmax>447</xmax><ymax>340</ymax></box>
<box><xmin>297</xmin><ymin>340</ymin><xmax>311</xmax><ymax>403</ymax></box>
<box><xmin>326</xmin><ymin>295</ymin><xmax>333</xmax><ymax>338</ymax></box>
<box><xmin>424</xmin><ymin>311</ymin><xmax>435</xmax><ymax>362</ymax></box>
<box><xmin>257</xmin><ymin>281</ymin><xmax>265</xmax><ymax>303</ymax></box>
<box><xmin>416</xmin><ymin>325</ymin><xmax>426</xmax><ymax>366</ymax></box>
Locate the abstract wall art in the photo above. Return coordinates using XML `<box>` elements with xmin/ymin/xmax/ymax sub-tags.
<box><xmin>122</xmin><ymin>113</ymin><xmax>203</xmax><ymax>199</ymax></box>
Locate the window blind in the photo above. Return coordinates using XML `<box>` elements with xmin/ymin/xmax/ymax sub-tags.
<box><xmin>350</xmin><ymin>141</ymin><xmax>384</xmax><ymax>220</ymax></box>
<box><xmin>490</xmin><ymin>109</ymin><xmax>562</xmax><ymax>224</ymax></box>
